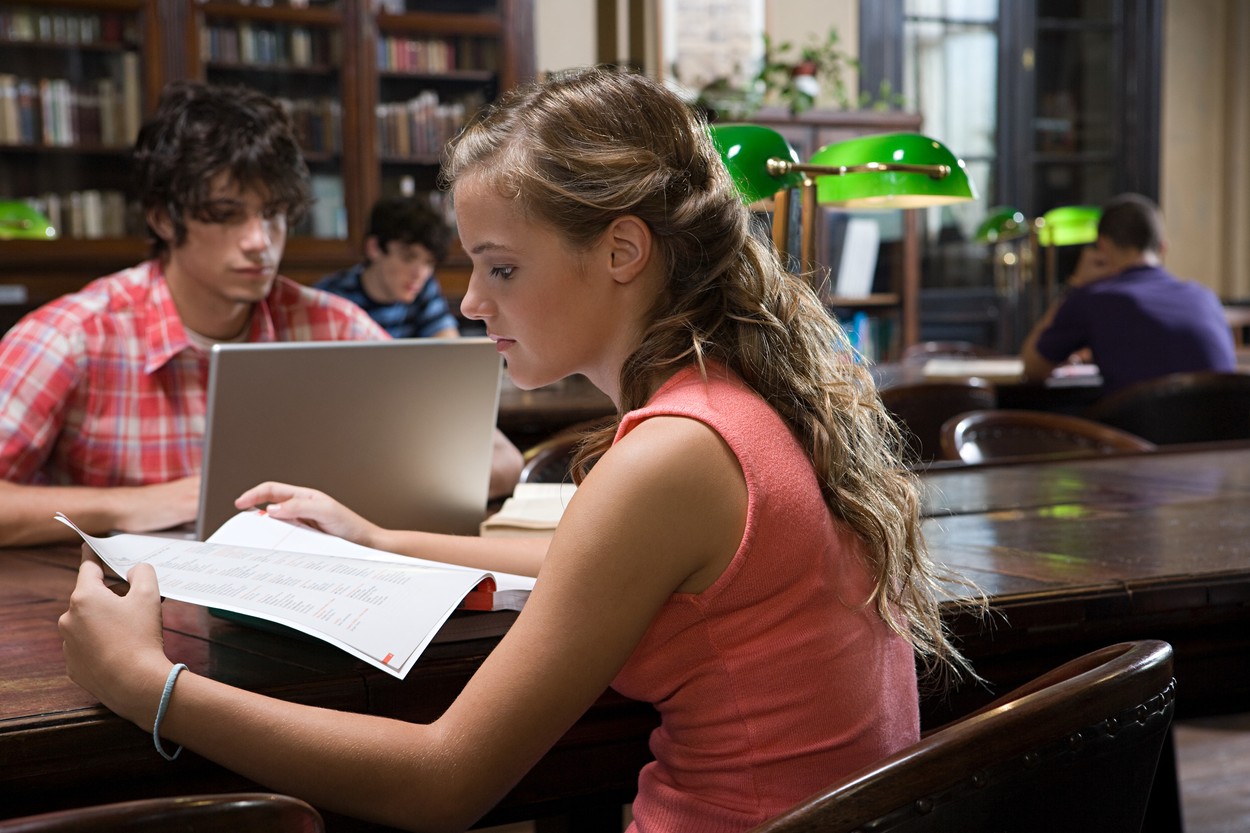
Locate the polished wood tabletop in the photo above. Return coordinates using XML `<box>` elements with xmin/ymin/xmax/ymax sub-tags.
<box><xmin>919</xmin><ymin>445</ymin><xmax>1250</xmax><ymax>722</ymax></box>
<box><xmin>6</xmin><ymin>443</ymin><xmax>1250</xmax><ymax>830</ymax></box>
<box><xmin>496</xmin><ymin>373</ymin><xmax>614</xmax><ymax>449</ymax></box>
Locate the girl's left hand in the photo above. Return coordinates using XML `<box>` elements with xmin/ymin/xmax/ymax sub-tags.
<box><xmin>58</xmin><ymin>547</ymin><xmax>172</xmax><ymax>727</ymax></box>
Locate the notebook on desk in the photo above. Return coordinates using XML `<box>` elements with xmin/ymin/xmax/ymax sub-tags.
<box><xmin>196</xmin><ymin>338</ymin><xmax>502</xmax><ymax>540</ymax></box>
<box><xmin>922</xmin><ymin>357</ymin><xmax>1027</xmax><ymax>383</ymax></box>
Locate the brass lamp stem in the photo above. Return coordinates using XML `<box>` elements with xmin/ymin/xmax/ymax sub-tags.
<box><xmin>766</xmin><ymin>159</ymin><xmax>951</xmax><ymax>179</ymax></box>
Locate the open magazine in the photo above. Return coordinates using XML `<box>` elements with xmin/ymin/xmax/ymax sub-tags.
<box><xmin>55</xmin><ymin>510</ymin><xmax>535</xmax><ymax>680</ymax></box>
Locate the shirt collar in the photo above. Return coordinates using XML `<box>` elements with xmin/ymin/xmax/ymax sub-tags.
<box><xmin>141</xmin><ymin>259</ymin><xmax>282</xmax><ymax>373</ymax></box>
<box><xmin>247</xmin><ymin>291</ymin><xmax>279</xmax><ymax>343</ymax></box>
<box><xmin>142</xmin><ymin>260</ymin><xmax>195</xmax><ymax>374</ymax></box>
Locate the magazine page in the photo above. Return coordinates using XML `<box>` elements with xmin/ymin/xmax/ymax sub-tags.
<box><xmin>211</xmin><ymin>510</ymin><xmax>537</xmax><ymax>595</ymax></box>
<box><xmin>55</xmin><ymin>512</ymin><xmax>487</xmax><ymax>679</ymax></box>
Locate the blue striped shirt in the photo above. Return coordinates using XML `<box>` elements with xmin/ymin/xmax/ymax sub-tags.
<box><xmin>316</xmin><ymin>263</ymin><xmax>460</xmax><ymax>339</ymax></box>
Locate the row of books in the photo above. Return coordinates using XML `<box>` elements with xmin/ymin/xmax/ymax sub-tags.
<box><xmin>377</xmin><ymin>35</ymin><xmax>498</xmax><ymax>74</ymax></box>
<box><xmin>201</xmin><ymin>22</ymin><xmax>340</xmax><ymax>67</ymax></box>
<box><xmin>0</xmin><ymin>63</ymin><xmax>142</xmax><ymax>148</ymax></box>
<box><xmin>372</xmin><ymin>0</ymin><xmax>494</xmax><ymax>13</ymax></box>
<box><xmin>375</xmin><ymin>90</ymin><xmax>481</xmax><ymax>160</ymax></box>
<box><xmin>839</xmin><ymin>311</ymin><xmax>895</xmax><ymax>365</ymax></box>
<box><xmin>279</xmin><ymin>97</ymin><xmax>342</xmax><ymax>155</ymax></box>
<box><xmin>23</xmin><ymin>190</ymin><xmax>132</xmax><ymax>240</ymax></box>
<box><xmin>0</xmin><ymin>7</ymin><xmax>140</xmax><ymax>47</ymax></box>
<box><xmin>221</xmin><ymin>0</ymin><xmax>338</xmax><ymax>7</ymax></box>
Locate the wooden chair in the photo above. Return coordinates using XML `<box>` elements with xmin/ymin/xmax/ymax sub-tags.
<box><xmin>1085</xmin><ymin>370</ymin><xmax>1250</xmax><ymax>445</ymax></box>
<box><xmin>901</xmin><ymin>340</ymin><xmax>996</xmax><ymax>364</ymax></box>
<box><xmin>746</xmin><ymin>640</ymin><xmax>1175</xmax><ymax>833</ymax></box>
<box><xmin>1224</xmin><ymin>304</ymin><xmax>1250</xmax><ymax>345</ymax></box>
<box><xmin>940</xmin><ymin>409</ymin><xmax>1156</xmax><ymax>464</ymax></box>
<box><xmin>0</xmin><ymin>793</ymin><xmax>324</xmax><ymax>833</ymax></box>
<box><xmin>880</xmin><ymin>379</ymin><xmax>998</xmax><ymax>463</ymax></box>
<box><xmin>518</xmin><ymin>418</ymin><xmax>613</xmax><ymax>484</ymax></box>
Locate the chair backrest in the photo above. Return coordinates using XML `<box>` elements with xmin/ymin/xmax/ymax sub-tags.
<box><xmin>901</xmin><ymin>340</ymin><xmax>995</xmax><ymax>364</ymax></box>
<box><xmin>1224</xmin><ymin>304</ymin><xmax>1250</xmax><ymax>345</ymax></box>
<box><xmin>747</xmin><ymin>640</ymin><xmax>1175</xmax><ymax>833</ymax></box>
<box><xmin>518</xmin><ymin>418</ymin><xmax>612</xmax><ymax>485</ymax></box>
<box><xmin>1086</xmin><ymin>370</ymin><xmax>1250</xmax><ymax>445</ymax></box>
<box><xmin>880</xmin><ymin>379</ymin><xmax>998</xmax><ymax>463</ymax></box>
<box><xmin>940</xmin><ymin>409</ymin><xmax>1156</xmax><ymax>463</ymax></box>
<box><xmin>0</xmin><ymin>793</ymin><xmax>324</xmax><ymax>833</ymax></box>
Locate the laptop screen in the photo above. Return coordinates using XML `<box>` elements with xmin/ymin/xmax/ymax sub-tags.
<box><xmin>197</xmin><ymin>338</ymin><xmax>501</xmax><ymax>539</ymax></box>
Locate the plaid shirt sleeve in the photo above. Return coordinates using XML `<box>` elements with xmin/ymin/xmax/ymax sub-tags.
<box><xmin>0</xmin><ymin>311</ymin><xmax>81</xmax><ymax>483</ymax></box>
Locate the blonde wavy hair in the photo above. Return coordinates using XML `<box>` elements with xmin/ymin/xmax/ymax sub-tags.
<box><xmin>442</xmin><ymin>66</ymin><xmax>980</xmax><ymax>685</ymax></box>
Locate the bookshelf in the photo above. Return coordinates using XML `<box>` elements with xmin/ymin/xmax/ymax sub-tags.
<box><xmin>357</xmin><ymin>0</ymin><xmax>533</xmax><ymax>292</ymax></box>
<box><xmin>189</xmin><ymin>1</ymin><xmax>352</xmax><ymax>247</ymax></box>
<box><xmin>0</xmin><ymin>1</ymin><xmax>158</xmax><ymax>244</ymax></box>
<box><xmin>0</xmin><ymin>0</ymin><xmax>534</xmax><ymax>296</ymax></box>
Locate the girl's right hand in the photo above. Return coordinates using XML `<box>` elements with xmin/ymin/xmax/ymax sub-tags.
<box><xmin>234</xmin><ymin>481</ymin><xmax>381</xmax><ymax>547</ymax></box>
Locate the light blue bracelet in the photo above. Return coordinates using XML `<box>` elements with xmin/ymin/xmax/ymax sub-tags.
<box><xmin>153</xmin><ymin>662</ymin><xmax>188</xmax><ymax>761</ymax></box>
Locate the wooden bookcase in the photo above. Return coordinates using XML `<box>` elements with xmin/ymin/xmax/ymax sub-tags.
<box><xmin>0</xmin><ymin>0</ymin><xmax>534</xmax><ymax>301</ymax></box>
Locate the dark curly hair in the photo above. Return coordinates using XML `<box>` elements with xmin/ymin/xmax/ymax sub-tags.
<box><xmin>132</xmin><ymin>81</ymin><xmax>313</xmax><ymax>256</ymax></box>
<box><xmin>364</xmin><ymin>197</ymin><xmax>451</xmax><ymax>265</ymax></box>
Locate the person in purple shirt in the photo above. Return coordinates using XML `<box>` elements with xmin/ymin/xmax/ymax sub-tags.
<box><xmin>1021</xmin><ymin>193</ymin><xmax>1236</xmax><ymax>395</ymax></box>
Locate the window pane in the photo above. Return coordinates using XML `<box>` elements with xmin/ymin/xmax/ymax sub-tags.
<box><xmin>1034</xmin><ymin>29</ymin><xmax>1116</xmax><ymax>155</ymax></box>
<box><xmin>907</xmin><ymin>0</ymin><xmax>998</xmax><ymax>23</ymax></box>
<box><xmin>904</xmin><ymin>4</ymin><xmax>998</xmax><ymax>241</ymax></box>
<box><xmin>662</xmin><ymin>0</ymin><xmax>764</xmax><ymax>92</ymax></box>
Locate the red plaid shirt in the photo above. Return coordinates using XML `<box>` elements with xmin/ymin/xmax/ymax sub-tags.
<box><xmin>0</xmin><ymin>260</ymin><xmax>387</xmax><ymax>486</ymax></box>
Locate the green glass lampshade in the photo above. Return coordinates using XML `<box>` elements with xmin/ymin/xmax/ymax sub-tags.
<box><xmin>708</xmin><ymin>123</ymin><xmax>804</xmax><ymax>204</ymax></box>
<box><xmin>1036</xmin><ymin>205</ymin><xmax>1100</xmax><ymax>246</ymax></box>
<box><xmin>0</xmin><ymin>201</ymin><xmax>56</xmax><ymax>241</ymax></box>
<box><xmin>809</xmin><ymin>133</ymin><xmax>977</xmax><ymax>207</ymax></box>
<box><xmin>975</xmin><ymin>206</ymin><xmax>1029</xmax><ymax>243</ymax></box>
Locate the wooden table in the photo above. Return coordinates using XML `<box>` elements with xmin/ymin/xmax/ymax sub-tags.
<box><xmin>7</xmin><ymin>444</ymin><xmax>1250</xmax><ymax>830</ymax></box>
<box><xmin>496</xmin><ymin>374</ymin><xmax>614</xmax><ymax>450</ymax></box>
<box><xmin>0</xmin><ymin>547</ymin><xmax>656</xmax><ymax>830</ymax></box>
<box><xmin>872</xmin><ymin>360</ymin><xmax>1106</xmax><ymax>414</ymax></box>
<box><xmin>920</xmin><ymin>443</ymin><xmax>1250</xmax><ymax>721</ymax></box>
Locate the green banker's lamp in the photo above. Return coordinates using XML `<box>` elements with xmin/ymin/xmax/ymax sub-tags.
<box><xmin>974</xmin><ymin>203</ymin><xmax>1100</xmax><ymax>248</ymax></box>
<box><xmin>1038</xmin><ymin>204</ymin><xmax>1101</xmax><ymax>303</ymax></box>
<box><xmin>976</xmin><ymin>203</ymin><xmax>1100</xmax><ymax>298</ymax></box>
<box><xmin>975</xmin><ymin>205</ymin><xmax>1029</xmax><ymax>244</ymax></box>
<box><xmin>975</xmin><ymin>203</ymin><xmax>1100</xmax><ymax>350</ymax></box>
<box><xmin>710</xmin><ymin>124</ymin><xmax>977</xmax><ymax>272</ymax></box>
<box><xmin>975</xmin><ymin>206</ymin><xmax>1035</xmax><ymax>350</ymax></box>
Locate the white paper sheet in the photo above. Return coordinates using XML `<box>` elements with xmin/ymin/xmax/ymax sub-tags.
<box><xmin>56</xmin><ymin>511</ymin><xmax>532</xmax><ymax>679</ymax></box>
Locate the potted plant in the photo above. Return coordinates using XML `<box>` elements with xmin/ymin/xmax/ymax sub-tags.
<box><xmin>753</xmin><ymin>27</ymin><xmax>905</xmax><ymax>115</ymax></box>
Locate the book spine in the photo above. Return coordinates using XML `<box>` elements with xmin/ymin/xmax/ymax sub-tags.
<box><xmin>0</xmin><ymin>74</ymin><xmax>15</xmax><ymax>144</ymax></box>
<box><xmin>120</xmin><ymin>52</ymin><xmax>141</xmax><ymax>145</ymax></box>
<box><xmin>38</xmin><ymin>78</ymin><xmax>54</xmax><ymax>145</ymax></box>
<box><xmin>16</xmin><ymin>78</ymin><xmax>38</xmax><ymax>144</ymax></box>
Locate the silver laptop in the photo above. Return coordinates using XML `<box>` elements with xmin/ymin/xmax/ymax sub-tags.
<box><xmin>196</xmin><ymin>338</ymin><xmax>502</xmax><ymax>540</ymax></box>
